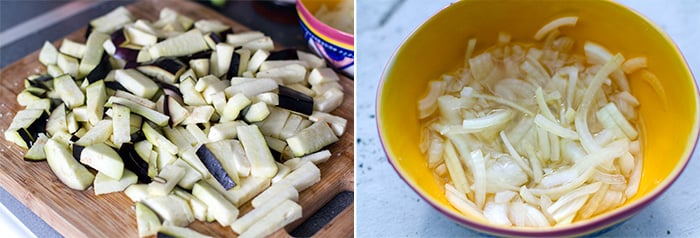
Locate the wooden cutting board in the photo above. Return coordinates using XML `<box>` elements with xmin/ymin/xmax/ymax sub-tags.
<box><xmin>0</xmin><ymin>0</ymin><xmax>354</xmax><ymax>237</ymax></box>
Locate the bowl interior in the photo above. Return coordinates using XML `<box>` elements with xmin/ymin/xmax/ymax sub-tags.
<box><xmin>297</xmin><ymin>0</ymin><xmax>354</xmax><ymax>46</ymax></box>
<box><xmin>378</xmin><ymin>0</ymin><xmax>698</xmax><ymax>235</ymax></box>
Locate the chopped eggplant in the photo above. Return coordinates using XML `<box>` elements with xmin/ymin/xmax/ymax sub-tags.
<box><xmin>44</xmin><ymin>138</ymin><xmax>95</xmax><ymax>190</ymax></box>
<box><xmin>278</xmin><ymin>85</ymin><xmax>313</xmax><ymax>115</ymax></box>
<box><xmin>80</xmin><ymin>142</ymin><xmax>124</xmax><ymax>179</ymax></box>
<box><xmin>39</xmin><ymin>41</ymin><xmax>59</xmax><ymax>66</ymax></box>
<box><xmin>119</xmin><ymin>143</ymin><xmax>152</xmax><ymax>183</ymax></box>
<box><xmin>195</xmin><ymin>143</ymin><xmax>237</xmax><ymax>190</ymax></box>
<box><xmin>143</xmin><ymin>194</ymin><xmax>194</xmax><ymax>227</ymax></box>
<box><xmin>149</xmin><ymin>29</ymin><xmax>209</xmax><ymax>59</ymax></box>
<box><xmin>148</xmin><ymin>163</ymin><xmax>186</xmax><ymax>196</ymax></box>
<box><xmin>137</xmin><ymin>58</ymin><xmax>187</xmax><ymax>83</ymax></box>
<box><xmin>4</xmin><ymin>109</ymin><xmax>48</xmax><ymax>149</ymax></box>
<box><xmin>79</xmin><ymin>31</ymin><xmax>109</xmax><ymax>78</ymax></box>
<box><xmin>86</xmin><ymin>54</ymin><xmax>112</xmax><ymax>83</ymax></box>
<box><xmin>286</xmin><ymin>121</ymin><xmax>338</xmax><ymax>157</ymax></box>
<box><xmin>237</xmin><ymin>125</ymin><xmax>277</xmax><ymax>178</ymax></box>
<box><xmin>59</xmin><ymin>39</ymin><xmax>86</xmax><ymax>59</ymax></box>
<box><xmin>24</xmin><ymin>133</ymin><xmax>49</xmax><ymax>161</ymax></box>
<box><xmin>53</xmin><ymin>74</ymin><xmax>85</xmax><ymax>108</ymax></box>
<box><xmin>135</xmin><ymin>202</ymin><xmax>161</xmax><ymax>237</ymax></box>
<box><xmin>191</xmin><ymin>182</ymin><xmax>239</xmax><ymax>226</ymax></box>
<box><xmin>93</xmin><ymin>170</ymin><xmax>137</xmax><ymax>195</ymax></box>
<box><xmin>114</xmin><ymin>69</ymin><xmax>159</xmax><ymax>99</ymax></box>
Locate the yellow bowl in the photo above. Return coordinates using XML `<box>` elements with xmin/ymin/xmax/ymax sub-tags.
<box><xmin>377</xmin><ymin>0</ymin><xmax>698</xmax><ymax>236</ymax></box>
<box><xmin>297</xmin><ymin>0</ymin><xmax>354</xmax><ymax>77</ymax></box>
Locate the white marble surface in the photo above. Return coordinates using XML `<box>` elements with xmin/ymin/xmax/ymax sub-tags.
<box><xmin>356</xmin><ymin>0</ymin><xmax>700</xmax><ymax>237</ymax></box>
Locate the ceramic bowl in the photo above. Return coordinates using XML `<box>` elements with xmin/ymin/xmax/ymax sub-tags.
<box><xmin>296</xmin><ymin>0</ymin><xmax>354</xmax><ymax>77</ymax></box>
<box><xmin>377</xmin><ymin>0</ymin><xmax>698</xmax><ymax>236</ymax></box>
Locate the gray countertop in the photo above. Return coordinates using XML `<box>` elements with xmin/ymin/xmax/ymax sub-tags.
<box><xmin>356</xmin><ymin>0</ymin><xmax>700</xmax><ymax>237</ymax></box>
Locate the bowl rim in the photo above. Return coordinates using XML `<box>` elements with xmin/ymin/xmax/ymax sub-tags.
<box><xmin>296</xmin><ymin>0</ymin><xmax>354</xmax><ymax>50</ymax></box>
<box><xmin>375</xmin><ymin>0</ymin><xmax>700</xmax><ymax>236</ymax></box>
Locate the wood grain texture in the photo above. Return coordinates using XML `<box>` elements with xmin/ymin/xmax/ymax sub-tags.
<box><xmin>0</xmin><ymin>0</ymin><xmax>354</xmax><ymax>237</ymax></box>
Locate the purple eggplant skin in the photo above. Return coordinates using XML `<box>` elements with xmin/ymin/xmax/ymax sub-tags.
<box><xmin>72</xmin><ymin>144</ymin><xmax>85</xmax><ymax>162</ymax></box>
<box><xmin>119</xmin><ymin>143</ymin><xmax>152</xmax><ymax>183</ymax></box>
<box><xmin>195</xmin><ymin>145</ymin><xmax>236</xmax><ymax>190</ymax></box>
<box><xmin>219</xmin><ymin>28</ymin><xmax>234</xmax><ymax>38</ymax></box>
<box><xmin>110</xmin><ymin>28</ymin><xmax>127</xmax><ymax>46</ymax></box>
<box><xmin>277</xmin><ymin>85</ymin><xmax>314</xmax><ymax>115</ymax></box>
<box><xmin>130</xmin><ymin>129</ymin><xmax>146</xmax><ymax>143</ymax></box>
<box><xmin>49</xmin><ymin>98</ymin><xmax>64</xmax><ymax>111</ymax></box>
<box><xmin>114</xmin><ymin>47</ymin><xmax>140</xmax><ymax>62</ymax></box>
<box><xmin>105</xmin><ymin>81</ymin><xmax>129</xmax><ymax>91</ymax></box>
<box><xmin>153</xmin><ymin>58</ymin><xmax>186</xmax><ymax>75</ymax></box>
<box><xmin>177</xmin><ymin>50</ymin><xmax>212</xmax><ymax>63</ymax></box>
<box><xmin>17</xmin><ymin>111</ymin><xmax>49</xmax><ymax>148</ymax></box>
<box><xmin>86</xmin><ymin>54</ymin><xmax>113</xmax><ymax>83</ymax></box>
<box><xmin>207</xmin><ymin>32</ymin><xmax>223</xmax><ymax>44</ymax></box>
<box><xmin>156</xmin><ymin>232</ymin><xmax>176</xmax><ymax>238</ymax></box>
<box><xmin>267</xmin><ymin>49</ymin><xmax>298</xmax><ymax>61</ymax></box>
<box><xmin>158</xmin><ymin>81</ymin><xmax>183</xmax><ymax>97</ymax></box>
<box><xmin>124</xmin><ymin>61</ymin><xmax>140</xmax><ymax>69</ymax></box>
<box><xmin>163</xmin><ymin>94</ymin><xmax>172</xmax><ymax>127</ymax></box>
<box><xmin>226</xmin><ymin>51</ymin><xmax>241</xmax><ymax>79</ymax></box>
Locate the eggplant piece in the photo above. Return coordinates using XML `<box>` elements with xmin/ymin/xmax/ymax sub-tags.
<box><xmin>24</xmin><ymin>133</ymin><xmax>50</xmax><ymax>162</ymax></box>
<box><xmin>277</xmin><ymin>85</ymin><xmax>313</xmax><ymax>115</ymax></box>
<box><xmin>195</xmin><ymin>144</ymin><xmax>236</xmax><ymax>190</ymax></box>
<box><xmin>130</xmin><ymin>130</ymin><xmax>146</xmax><ymax>143</ymax></box>
<box><xmin>72</xmin><ymin>144</ymin><xmax>85</xmax><ymax>162</ymax></box>
<box><xmin>123</xmin><ymin>61</ymin><xmax>140</xmax><ymax>69</ymax></box>
<box><xmin>114</xmin><ymin>69</ymin><xmax>159</xmax><ymax>99</ymax></box>
<box><xmin>135</xmin><ymin>202</ymin><xmax>161</xmax><ymax>237</ymax></box>
<box><xmin>44</xmin><ymin>138</ymin><xmax>95</xmax><ymax>190</ymax></box>
<box><xmin>105</xmin><ymin>81</ymin><xmax>128</xmax><ymax>91</ymax></box>
<box><xmin>176</xmin><ymin>50</ymin><xmax>212</xmax><ymax>63</ymax></box>
<box><xmin>157</xmin><ymin>81</ymin><xmax>183</xmax><ymax>97</ymax></box>
<box><xmin>78</xmin><ymin>31</ymin><xmax>109</xmax><ymax>78</ymax></box>
<box><xmin>114</xmin><ymin>47</ymin><xmax>140</xmax><ymax>62</ymax></box>
<box><xmin>267</xmin><ymin>49</ymin><xmax>298</xmax><ymax>61</ymax></box>
<box><xmin>148</xmin><ymin>29</ymin><xmax>209</xmax><ymax>59</ymax></box>
<box><xmin>27</xmin><ymin>75</ymin><xmax>53</xmax><ymax>91</ymax></box>
<box><xmin>119</xmin><ymin>143</ymin><xmax>151</xmax><ymax>183</ymax></box>
<box><xmin>4</xmin><ymin>109</ymin><xmax>48</xmax><ymax>149</ymax></box>
<box><xmin>86</xmin><ymin>54</ymin><xmax>112</xmax><ymax>83</ymax></box>
<box><xmin>137</xmin><ymin>58</ymin><xmax>187</xmax><ymax>84</ymax></box>
<box><xmin>226</xmin><ymin>50</ymin><xmax>241</xmax><ymax>79</ymax></box>
<box><xmin>207</xmin><ymin>32</ymin><xmax>223</xmax><ymax>44</ymax></box>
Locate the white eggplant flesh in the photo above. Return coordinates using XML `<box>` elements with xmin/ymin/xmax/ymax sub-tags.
<box><xmin>237</xmin><ymin>125</ymin><xmax>278</xmax><ymax>178</ymax></box>
<box><xmin>75</xmin><ymin>119</ymin><xmax>113</xmax><ymax>146</ymax></box>
<box><xmin>39</xmin><ymin>41</ymin><xmax>59</xmax><ymax>65</ymax></box>
<box><xmin>286</xmin><ymin>121</ymin><xmax>339</xmax><ymax>157</ymax></box>
<box><xmin>124</xmin><ymin>184</ymin><xmax>149</xmax><ymax>202</ymax></box>
<box><xmin>44</xmin><ymin>138</ymin><xmax>95</xmax><ymax>190</ymax></box>
<box><xmin>135</xmin><ymin>202</ymin><xmax>161</xmax><ymax>237</ymax></box>
<box><xmin>192</xmin><ymin>182</ymin><xmax>239</xmax><ymax>226</ymax></box>
<box><xmin>80</xmin><ymin>142</ymin><xmax>125</xmax><ymax>179</ymax></box>
<box><xmin>278</xmin><ymin>161</ymin><xmax>321</xmax><ymax>191</ymax></box>
<box><xmin>114</xmin><ymin>69</ymin><xmax>159</xmax><ymax>99</ymax></box>
<box><xmin>54</xmin><ymin>74</ymin><xmax>85</xmax><ymax>108</ymax></box>
<box><xmin>94</xmin><ymin>170</ymin><xmax>137</xmax><ymax>195</ymax></box>
<box><xmin>226</xmin><ymin>176</ymin><xmax>271</xmax><ymax>207</ymax></box>
<box><xmin>251</xmin><ymin>181</ymin><xmax>298</xmax><ymax>208</ymax></box>
<box><xmin>143</xmin><ymin>194</ymin><xmax>195</xmax><ymax>227</ymax></box>
<box><xmin>238</xmin><ymin>199</ymin><xmax>302</xmax><ymax>238</ymax></box>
